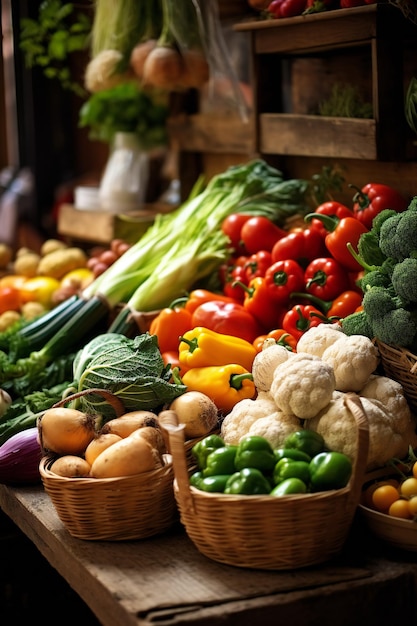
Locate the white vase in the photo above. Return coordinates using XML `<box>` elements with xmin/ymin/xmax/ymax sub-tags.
<box><xmin>99</xmin><ymin>132</ymin><xmax>150</xmax><ymax>214</ymax></box>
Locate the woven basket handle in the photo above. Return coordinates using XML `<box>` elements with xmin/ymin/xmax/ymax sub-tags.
<box><xmin>159</xmin><ymin>410</ymin><xmax>196</xmax><ymax>515</ymax></box>
<box><xmin>343</xmin><ymin>392</ymin><xmax>369</xmax><ymax>507</ymax></box>
<box><xmin>52</xmin><ymin>388</ymin><xmax>125</xmax><ymax>417</ymax></box>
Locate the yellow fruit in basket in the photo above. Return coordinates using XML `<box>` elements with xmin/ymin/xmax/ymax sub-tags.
<box><xmin>399</xmin><ymin>477</ymin><xmax>417</xmax><ymax>498</ymax></box>
<box><xmin>408</xmin><ymin>495</ymin><xmax>417</xmax><ymax>516</ymax></box>
<box><xmin>371</xmin><ymin>484</ymin><xmax>400</xmax><ymax>513</ymax></box>
<box><xmin>388</xmin><ymin>498</ymin><xmax>413</xmax><ymax>520</ymax></box>
<box><xmin>19</xmin><ymin>276</ymin><xmax>60</xmax><ymax>308</ymax></box>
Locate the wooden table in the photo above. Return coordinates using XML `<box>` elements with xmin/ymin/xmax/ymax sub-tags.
<box><xmin>1</xmin><ymin>483</ymin><xmax>417</xmax><ymax>626</ymax></box>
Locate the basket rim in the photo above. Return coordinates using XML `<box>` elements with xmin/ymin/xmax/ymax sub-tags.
<box><xmin>39</xmin><ymin>453</ymin><xmax>173</xmax><ymax>485</ymax></box>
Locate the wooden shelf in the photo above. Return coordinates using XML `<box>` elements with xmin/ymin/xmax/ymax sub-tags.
<box><xmin>235</xmin><ymin>4</ymin><xmax>415</xmax><ymax>161</ymax></box>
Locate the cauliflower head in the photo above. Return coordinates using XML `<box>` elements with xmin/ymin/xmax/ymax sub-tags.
<box><xmin>220</xmin><ymin>393</ymin><xmax>278</xmax><ymax>445</ymax></box>
<box><xmin>248</xmin><ymin>411</ymin><xmax>302</xmax><ymax>449</ymax></box>
<box><xmin>270</xmin><ymin>353</ymin><xmax>335</xmax><ymax>420</ymax></box>
<box><xmin>321</xmin><ymin>334</ymin><xmax>379</xmax><ymax>391</ymax></box>
<box><xmin>252</xmin><ymin>343</ymin><xmax>293</xmax><ymax>392</ymax></box>
<box><xmin>308</xmin><ymin>393</ymin><xmax>407</xmax><ymax>470</ymax></box>
<box><xmin>296</xmin><ymin>323</ymin><xmax>345</xmax><ymax>358</ymax></box>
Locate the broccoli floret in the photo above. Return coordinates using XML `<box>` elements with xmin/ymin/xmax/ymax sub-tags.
<box><xmin>380</xmin><ymin>257</ymin><xmax>397</xmax><ymax>278</ymax></box>
<box><xmin>371</xmin><ymin>208</ymin><xmax>397</xmax><ymax>234</ymax></box>
<box><xmin>340</xmin><ymin>310</ymin><xmax>373</xmax><ymax>339</ymax></box>
<box><xmin>379</xmin><ymin>207</ymin><xmax>417</xmax><ymax>261</ymax></box>
<box><xmin>391</xmin><ymin>258</ymin><xmax>417</xmax><ymax>302</ymax></box>
<box><xmin>359</xmin><ymin>270</ymin><xmax>391</xmax><ymax>292</ymax></box>
<box><xmin>362</xmin><ymin>286</ymin><xmax>400</xmax><ymax>319</ymax></box>
<box><xmin>372</xmin><ymin>308</ymin><xmax>417</xmax><ymax>348</ymax></box>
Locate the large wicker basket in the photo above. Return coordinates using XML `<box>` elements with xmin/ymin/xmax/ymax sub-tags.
<box><xmin>160</xmin><ymin>393</ymin><xmax>369</xmax><ymax>570</ymax></box>
<box><xmin>39</xmin><ymin>455</ymin><xmax>176</xmax><ymax>541</ymax></box>
<box><xmin>376</xmin><ymin>340</ymin><xmax>417</xmax><ymax>413</ymax></box>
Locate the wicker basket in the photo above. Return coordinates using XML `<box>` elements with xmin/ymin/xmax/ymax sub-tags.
<box><xmin>39</xmin><ymin>455</ymin><xmax>177</xmax><ymax>541</ymax></box>
<box><xmin>160</xmin><ymin>394</ymin><xmax>369</xmax><ymax>570</ymax></box>
<box><xmin>376</xmin><ymin>340</ymin><xmax>417</xmax><ymax>413</ymax></box>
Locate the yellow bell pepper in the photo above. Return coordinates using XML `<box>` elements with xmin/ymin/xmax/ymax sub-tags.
<box><xmin>178</xmin><ymin>326</ymin><xmax>256</xmax><ymax>370</ymax></box>
<box><xmin>181</xmin><ymin>364</ymin><xmax>256</xmax><ymax>414</ymax></box>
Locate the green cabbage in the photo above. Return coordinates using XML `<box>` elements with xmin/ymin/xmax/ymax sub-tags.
<box><xmin>68</xmin><ymin>332</ymin><xmax>186</xmax><ymax>422</ymax></box>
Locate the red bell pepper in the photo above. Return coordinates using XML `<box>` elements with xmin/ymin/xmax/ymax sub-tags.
<box><xmin>304</xmin><ymin>257</ymin><xmax>350</xmax><ymax>301</ymax></box>
<box><xmin>253</xmin><ymin>328</ymin><xmax>297</xmax><ymax>353</ymax></box>
<box><xmin>181</xmin><ymin>289</ymin><xmax>236</xmax><ymax>315</ymax></box>
<box><xmin>244</xmin><ymin>250</ymin><xmax>273</xmax><ymax>281</ymax></box>
<box><xmin>282</xmin><ymin>304</ymin><xmax>323</xmax><ymax>342</ymax></box>
<box><xmin>191</xmin><ymin>300</ymin><xmax>264</xmax><ymax>343</ymax></box>
<box><xmin>268</xmin><ymin>0</ymin><xmax>307</xmax><ymax>18</ymax></box>
<box><xmin>271</xmin><ymin>228</ymin><xmax>327</xmax><ymax>269</ymax></box>
<box><xmin>240</xmin><ymin>277</ymin><xmax>284</xmax><ymax>331</ymax></box>
<box><xmin>223</xmin><ymin>264</ymin><xmax>248</xmax><ymax>301</ymax></box>
<box><xmin>290</xmin><ymin>290</ymin><xmax>363</xmax><ymax>320</ymax></box>
<box><xmin>305</xmin><ymin>213</ymin><xmax>368</xmax><ymax>272</ymax></box>
<box><xmin>309</xmin><ymin>201</ymin><xmax>354</xmax><ymax>239</ymax></box>
<box><xmin>351</xmin><ymin>183</ymin><xmax>408</xmax><ymax>230</ymax></box>
<box><xmin>264</xmin><ymin>258</ymin><xmax>305</xmax><ymax>304</ymax></box>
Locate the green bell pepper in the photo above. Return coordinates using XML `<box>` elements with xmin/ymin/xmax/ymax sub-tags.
<box><xmin>224</xmin><ymin>467</ymin><xmax>271</xmax><ymax>495</ymax></box>
<box><xmin>309</xmin><ymin>451</ymin><xmax>352</xmax><ymax>491</ymax></box>
<box><xmin>189</xmin><ymin>471</ymin><xmax>204</xmax><ymax>488</ymax></box>
<box><xmin>203</xmin><ymin>446</ymin><xmax>238</xmax><ymax>477</ymax></box>
<box><xmin>195</xmin><ymin>475</ymin><xmax>231</xmax><ymax>493</ymax></box>
<box><xmin>283</xmin><ymin>430</ymin><xmax>325</xmax><ymax>458</ymax></box>
<box><xmin>274</xmin><ymin>448</ymin><xmax>312</xmax><ymax>463</ymax></box>
<box><xmin>191</xmin><ymin>434</ymin><xmax>225</xmax><ymax>470</ymax></box>
<box><xmin>270</xmin><ymin>477</ymin><xmax>308</xmax><ymax>496</ymax></box>
<box><xmin>273</xmin><ymin>458</ymin><xmax>310</xmax><ymax>486</ymax></box>
<box><xmin>234</xmin><ymin>435</ymin><xmax>276</xmax><ymax>472</ymax></box>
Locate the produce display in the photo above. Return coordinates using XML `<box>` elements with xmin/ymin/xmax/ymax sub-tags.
<box><xmin>0</xmin><ymin>157</ymin><xmax>416</xmax><ymax>555</ymax></box>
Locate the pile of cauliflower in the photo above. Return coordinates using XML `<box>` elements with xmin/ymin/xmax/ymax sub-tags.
<box><xmin>220</xmin><ymin>324</ymin><xmax>417</xmax><ymax>470</ymax></box>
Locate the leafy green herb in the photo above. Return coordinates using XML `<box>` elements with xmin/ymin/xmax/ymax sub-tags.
<box><xmin>405</xmin><ymin>77</ymin><xmax>417</xmax><ymax>135</ymax></box>
<box><xmin>78</xmin><ymin>82</ymin><xmax>169</xmax><ymax>147</ymax></box>
<box><xmin>317</xmin><ymin>83</ymin><xmax>373</xmax><ymax>119</ymax></box>
<box><xmin>19</xmin><ymin>0</ymin><xmax>91</xmax><ymax>97</ymax></box>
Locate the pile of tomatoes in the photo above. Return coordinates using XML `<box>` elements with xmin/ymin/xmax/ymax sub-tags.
<box><xmin>362</xmin><ymin>461</ymin><xmax>417</xmax><ymax>520</ymax></box>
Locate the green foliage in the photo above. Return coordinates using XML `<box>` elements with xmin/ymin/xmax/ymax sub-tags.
<box><xmin>317</xmin><ymin>83</ymin><xmax>373</xmax><ymax>119</ymax></box>
<box><xmin>19</xmin><ymin>0</ymin><xmax>91</xmax><ymax>97</ymax></box>
<box><xmin>78</xmin><ymin>82</ymin><xmax>169</xmax><ymax>147</ymax></box>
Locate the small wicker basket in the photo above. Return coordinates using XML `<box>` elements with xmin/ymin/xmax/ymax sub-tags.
<box><xmin>39</xmin><ymin>455</ymin><xmax>177</xmax><ymax>541</ymax></box>
<box><xmin>376</xmin><ymin>340</ymin><xmax>417</xmax><ymax>413</ymax></box>
<box><xmin>160</xmin><ymin>394</ymin><xmax>369</xmax><ymax>570</ymax></box>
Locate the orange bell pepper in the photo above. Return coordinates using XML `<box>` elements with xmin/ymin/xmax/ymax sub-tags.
<box><xmin>149</xmin><ymin>305</ymin><xmax>193</xmax><ymax>354</ymax></box>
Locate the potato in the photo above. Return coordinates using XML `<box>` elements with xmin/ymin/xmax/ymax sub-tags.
<box><xmin>37</xmin><ymin>247</ymin><xmax>88</xmax><ymax>280</ymax></box>
<box><xmin>50</xmin><ymin>455</ymin><xmax>91</xmax><ymax>478</ymax></box>
<box><xmin>91</xmin><ymin>435</ymin><xmax>162</xmax><ymax>478</ymax></box>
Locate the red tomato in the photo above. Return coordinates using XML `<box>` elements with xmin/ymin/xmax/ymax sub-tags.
<box><xmin>240</xmin><ymin>217</ymin><xmax>286</xmax><ymax>254</ymax></box>
<box><xmin>221</xmin><ymin>214</ymin><xmax>252</xmax><ymax>254</ymax></box>
<box><xmin>0</xmin><ymin>285</ymin><xmax>22</xmax><ymax>314</ymax></box>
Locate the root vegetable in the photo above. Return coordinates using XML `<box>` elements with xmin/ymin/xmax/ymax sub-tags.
<box><xmin>91</xmin><ymin>435</ymin><xmax>162</xmax><ymax>478</ymax></box>
<box><xmin>180</xmin><ymin>49</ymin><xmax>210</xmax><ymax>89</ymax></box>
<box><xmin>129</xmin><ymin>425</ymin><xmax>166</xmax><ymax>455</ymax></box>
<box><xmin>37</xmin><ymin>247</ymin><xmax>88</xmax><ymax>280</ymax></box>
<box><xmin>84</xmin><ymin>433</ymin><xmax>122</xmax><ymax>466</ymax></box>
<box><xmin>142</xmin><ymin>45</ymin><xmax>184</xmax><ymax>89</ymax></box>
<box><xmin>39</xmin><ymin>408</ymin><xmax>97</xmax><ymax>456</ymax></box>
<box><xmin>130</xmin><ymin>39</ymin><xmax>157</xmax><ymax>79</ymax></box>
<box><xmin>101</xmin><ymin>411</ymin><xmax>159</xmax><ymax>438</ymax></box>
<box><xmin>50</xmin><ymin>455</ymin><xmax>91</xmax><ymax>478</ymax></box>
<box><xmin>168</xmin><ymin>391</ymin><xmax>218</xmax><ymax>439</ymax></box>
